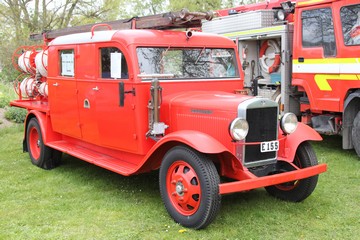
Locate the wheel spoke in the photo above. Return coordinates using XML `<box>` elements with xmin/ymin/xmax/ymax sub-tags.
<box><xmin>167</xmin><ymin>160</ymin><xmax>202</xmax><ymax>215</ymax></box>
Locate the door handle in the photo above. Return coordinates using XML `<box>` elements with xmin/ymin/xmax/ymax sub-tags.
<box><xmin>92</xmin><ymin>86</ymin><xmax>99</xmax><ymax>91</ymax></box>
<box><xmin>53</xmin><ymin>82</ymin><xmax>59</xmax><ymax>87</ymax></box>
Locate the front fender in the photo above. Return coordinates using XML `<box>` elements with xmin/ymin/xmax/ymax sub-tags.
<box><xmin>135</xmin><ymin>130</ymin><xmax>230</xmax><ymax>174</ymax></box>
<box><xmin>153</xmin><ymin>130</ymin><xmax>229</xmax><ymax>154</ymax></box>
<box><xmin>278</xmin><ymin>123</ymin><xmax>322</xmax><ymax>162</ymax></box>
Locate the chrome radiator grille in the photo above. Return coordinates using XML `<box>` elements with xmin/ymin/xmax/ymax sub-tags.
<box><xmin>244</xmin><ymin>106</ymin><xmax>278</xmax><ymax>165</ymax></box>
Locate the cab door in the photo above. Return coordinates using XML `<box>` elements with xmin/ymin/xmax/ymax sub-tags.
<box><xmin>292</xmin><ymin>4</ymin><xmax>339</xmax><ymax>112</ymax></box>
<box><xmin>76</xmin><ymin>44</ymin><xmax>100</xmax><ymax>144</ymax></box>
<box><xmin>95</xmin><ymin>45</ymin><xmax>138</xmax><ymax>153</ymax></box>
<box><xmin>48</xmin><ymin>47</ymin><xmax>82</xmax><ymax>139</ymax></box>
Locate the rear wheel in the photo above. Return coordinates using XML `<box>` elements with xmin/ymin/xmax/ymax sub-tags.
<box><xmin>265</xmin><ymin>142</ymin><xmax>319</xmax><ymax>202</ymax></box>
<box><xmin>26</xmin><ymin>118</ymin><xmax>62</xmax><ymax>170</ymax></box>
<box><xmin>352</xmin><ymin>111</ymin><xmax>360</xmax><ymax>157</ymax></box>
<box><xmin>159</xmin><ymin>146</ymin><xmax>221</xmax><ymax>229</ymax></box>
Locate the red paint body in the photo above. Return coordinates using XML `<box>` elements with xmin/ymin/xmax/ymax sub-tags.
<box><xmin>11</xmin><ymin>29</ymin><xmax>326</xmax><ymax>195</ymax></box>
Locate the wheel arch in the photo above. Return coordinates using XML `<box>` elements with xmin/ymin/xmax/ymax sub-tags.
<box><xmin>23</xmin><ymin>111</ymin><xmax>46</xmax><ymax>152</ymax></box>
<box><xmin>23</xmin><ymin>110</ymin><xmax>60</xmax><ymax>152</ymax></box>
<box><xmin>278</xmin><ymin>123</ymin><xmax>322</xmax><ymax>162</ymax></box>
<box><xmin>342</xmin><ymin>90</ymin><xmax>360</xmax><ymax>149</ymax></box>
<box><xmin>136</xmin><ymin>130</ymin><xmax>231</xmax><ymax>174</ymax></box>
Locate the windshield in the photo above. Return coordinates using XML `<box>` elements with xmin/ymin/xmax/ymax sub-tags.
<box><xmin>137</xmin><ymin>47</ymin><xmax>239</xmax><ymax>80</ymax></box>
<box><xmin>341</xmin><ymin>4</ymin><xmax>360</xmax><ymax>46</ymax></box>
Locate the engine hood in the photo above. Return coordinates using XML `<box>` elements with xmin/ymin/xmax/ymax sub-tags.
<box><xmin>160</xmin><ymin>91</ymin><xmax>254</xmax><ymax>151</ymax></box>
<box><xmin>163</xmin><ymin>91</ymin><xmax>254</xmax><ymax>111</ymax></box>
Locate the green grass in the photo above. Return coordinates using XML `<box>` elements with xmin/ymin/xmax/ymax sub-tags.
<box><xmin>0</xmin><ymin>125</ymin><xmax>359</xmax><ymax>239</ymax></box>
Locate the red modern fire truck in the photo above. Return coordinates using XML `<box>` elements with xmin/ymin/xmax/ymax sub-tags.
<box><xmin>203</xmin><ymin>0</ymin><xmax>360</xmax><ymax>156</ymax></box>
<box><xmin>10</xmin><ymin>9</ymin><xmax>326</xmax><ymax>229</ymax></box>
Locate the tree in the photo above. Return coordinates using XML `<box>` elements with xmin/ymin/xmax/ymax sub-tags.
<box><xmin>169</xmin><ymin>0</ymin><xmax>222</xmax><ymax>12</ymax></box>
<box><xmin>0</xmin><ymin>0</ymin><xmax>117</xmax><ymax>81</ymax></box>
<box><xmin>127</xmin><ymin>0</ymin><xmax>168</xmax><ymax>17</ymax></box>
<box><xmin>0</xmin><ymin>0</ymin><xmax>264</xmax><ymax>82</ymax></box>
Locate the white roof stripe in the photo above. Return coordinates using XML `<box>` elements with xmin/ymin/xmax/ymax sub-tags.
<box><xmin>49</xmin><ymin>30</ymin><xmax>118</xmax><ymax>45</ymax></box>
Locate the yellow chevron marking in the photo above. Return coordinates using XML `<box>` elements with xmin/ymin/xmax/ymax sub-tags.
<box><xmin>314</xmin><ymin>74</ymin><xmax>359</xmax><ymax>91</ymax></box>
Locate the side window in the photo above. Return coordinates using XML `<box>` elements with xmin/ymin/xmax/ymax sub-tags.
<box><xmin>60</xmin><ymin>49</ymin><xmax>75</xmax><ymax>77</ymax></box>
<box><xmin>302</xmin><ymin>8</ymin><xmax>336</xmax><ymax>57</ymax></box>
<box><xmin>340</xmin><ymin>4</ymin><xmax>360</xmax><ymax>46</ymax></box>
<box><xmin>100</xmin><ymin>47</ymin><xmax>128</xmax><ymax>79</ymax></box>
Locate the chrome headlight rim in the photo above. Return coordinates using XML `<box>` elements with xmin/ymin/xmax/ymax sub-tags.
<box><xmin>280</xmin><ymin>112</ymin><xmax>298</xmax><ymax>134</ymax></box>
<box><xmin>229</xmin><ymin>118</ymin><xmax>249</xmax><ymax>141</ymax></box>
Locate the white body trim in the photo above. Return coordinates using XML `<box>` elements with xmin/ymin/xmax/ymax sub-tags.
<box><xmin>49</xmin><ymin>30</ymin><xmax>118</xmax><ymax>45</ymax></box>
<box><xmin>293</xmin><ymin>63</ymin><xmax>360</xmax><ymax>74</ymax></box>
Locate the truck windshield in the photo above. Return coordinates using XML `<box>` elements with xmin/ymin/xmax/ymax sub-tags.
<box><xmin>137</xmin><ymin>47</ymin><xmax>239</xmax><ymax>80</ymax></box>
<box><xmin>340</xmin><ymin>4</ymin><xmax>360</xmax><ymax>46</ymax></box>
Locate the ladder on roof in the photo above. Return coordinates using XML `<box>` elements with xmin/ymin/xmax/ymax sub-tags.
<box><xmin>30</xmin><ymin>8</ymin><xmax>214</xmax><ymax>41</ymax></box>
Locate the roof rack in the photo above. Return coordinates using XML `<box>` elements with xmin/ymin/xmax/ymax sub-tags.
<box><xmin>30</xmin><ymin>8</ymin><xmax>214</xmax><ymax>41</ymax></box>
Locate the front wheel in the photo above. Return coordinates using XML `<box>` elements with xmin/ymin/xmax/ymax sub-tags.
<box><xmin>265</xmin><ymin>141</ymin><xmax>319</xmax><ymax>202</ymax></box>
<box><xmin>26</xmin><ymin>118</ymin><xmax>62</xmax><ymax>170</ymax></box>
<box><xmin>159</xmin><ymin>146</ymin><xmax>221</xmax><ymax>229</ymax></box>
<box><xmin>352</xmin><ymin>111</ymin><xmax>360</xmax><ymax>157</ymax></box>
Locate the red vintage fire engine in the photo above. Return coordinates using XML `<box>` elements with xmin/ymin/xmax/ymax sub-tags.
<box><xmin>203</xmin><ymin>0</ymin><xmax>360</xmax><ymax>156</ymax></box>
<box><xmin>11</xmin><ymin>9</ymin><xmax>326</xmax><ymax>229</ymax></box>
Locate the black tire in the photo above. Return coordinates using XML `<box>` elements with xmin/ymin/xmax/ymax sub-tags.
<box><xmin>26</xmin><ymin>118</ymin><xmax>62</xmax><ymax>170</ymax></box>
<box><xmin>265</xmin><ymin>141</ymin><xmax>319</xmax><ymax>202</ymax></box>
<box><xmin>352</xmin><ymin>111</ymin><xmax>360</xmax><ymax>157</ymax></box>
<box><xmin>159</xmin><ymin>146</ymin><xmax>221</xmax><ymax>229</ymax></box>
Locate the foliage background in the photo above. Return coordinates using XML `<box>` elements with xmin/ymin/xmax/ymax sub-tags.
<box><xmin>0</xmin><ymin>0</ymin><xmax>256</xmax><ymax>82</ymax></box>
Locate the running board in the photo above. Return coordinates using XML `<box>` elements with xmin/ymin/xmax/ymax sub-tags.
<box><xmin>46</xmin><ymin>140</ymin><xmax>137</xmax><ymax>176</ymax></box>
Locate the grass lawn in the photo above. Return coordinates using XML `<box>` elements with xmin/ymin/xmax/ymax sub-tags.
<box><xmin>0</xmin><ymin>124</ymin><xmax>359</xmax><ymax>239</ymax></box>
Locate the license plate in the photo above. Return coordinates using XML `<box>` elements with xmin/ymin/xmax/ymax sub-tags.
<box><xmin>260</xmin><ymin>140</ymin><xmax>279</xmax><ymax>153</ymax></box>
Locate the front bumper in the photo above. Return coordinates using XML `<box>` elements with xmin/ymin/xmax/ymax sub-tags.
<box><xmin>219</xmin><ymin>164</ymin><xmax>327</xmax><ymax>194</ymax></box>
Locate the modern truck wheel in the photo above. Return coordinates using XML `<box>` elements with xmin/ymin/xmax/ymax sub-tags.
<box><xmin>352</xmin><ymin>111</ymin><xmax>360</xmax><ymax>157</ymax></box>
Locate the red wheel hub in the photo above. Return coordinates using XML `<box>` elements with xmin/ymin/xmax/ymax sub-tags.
<box><xmin>29</xmin><ymin>127</ymin><xmax>41</xmax><ymax>160</ymax></box>
<box><xmin>166</xmin><ymin>161</ymin><xmax>201</xmax><ymax>216</ymax></box>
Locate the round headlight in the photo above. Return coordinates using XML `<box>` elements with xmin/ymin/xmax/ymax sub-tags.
<box><xmin>229</xmin><ymin>118</ymin><xmax>249</xmax><ymax>141</ymax></box>
<box><xmin>276</xmin><ymin>10</ymin><xmax>286</xmax><ymax>21</ymax></box>
<box><xmin>280</xmin><ymin>113</ymin><xmax>298</xmax><ymax>134</ymax></box>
